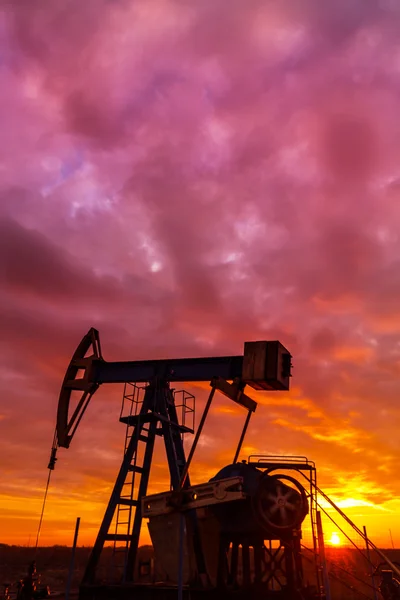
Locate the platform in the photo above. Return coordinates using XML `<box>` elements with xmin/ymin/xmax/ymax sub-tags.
<box><xmin>79</xmin><ymin>583</ymin><xmax>304</xmax><ymax>600</ymax></box>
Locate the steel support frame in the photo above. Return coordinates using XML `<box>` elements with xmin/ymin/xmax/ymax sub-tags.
<box><xmin>81</xmin><ymin>380</ymin><xmax>204</xmax><ymax>587</ymax></box>
<box><xmin>216</xmin><ymin>534</ymin><xmax>303</xmax><ymax>595</ymax></box>
<box><xmin>248</xmin><ymin>455</ymin><xmax>329</xmax><ymax>599</ymax></box>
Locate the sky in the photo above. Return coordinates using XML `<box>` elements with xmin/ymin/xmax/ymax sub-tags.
<box><xmin>1</xmin><ymin>0</ymin><xmax>400</xmax><ymax>551</ymax></box>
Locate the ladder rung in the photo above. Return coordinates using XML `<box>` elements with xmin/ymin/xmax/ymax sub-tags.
<box><xmin>119</xmin><ymin>498</ymin><xmax>139</xmax><ymax>506</ymax></box>
<box><xmin>126</xmin><ymin>434</ymin><xmax>149</xmax><ymax>443</ymax></box>
<box><xmin>105</xmin><ymin>534</ymin><xmax>131</xmax><ymax>541</ymax></box>
<box><xmin>128</xmin><ymin>465</ymin><xmax>144</xmax><ymax>473</ymax></box>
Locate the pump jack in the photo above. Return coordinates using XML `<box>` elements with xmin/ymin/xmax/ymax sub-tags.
<box><xmin>50</xmin><ymin>328</ymin><xmax>292</xmax><ymax>597</ymax></box>
<box><xmin>45</xmin><ymin>328</ymin><xmax>400</xmax><ymax>600</ymax></box>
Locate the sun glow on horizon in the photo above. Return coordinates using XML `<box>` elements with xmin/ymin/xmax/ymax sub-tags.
<box><xmin>329</xmin><ymin>532</ymin><xmax>341</xmax><ymax>546</ymax></box>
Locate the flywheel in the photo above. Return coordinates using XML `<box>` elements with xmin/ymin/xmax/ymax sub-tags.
<box><xmin>253</xmin><ymin>473</ymin><xmax>308</xmax><ymax>534</ymax></box>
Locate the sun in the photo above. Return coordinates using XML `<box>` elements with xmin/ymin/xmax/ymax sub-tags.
<box><xmin>329</xmin><ymin>532</ymin><xmax>341</xmax><ymax>546</ymax></box>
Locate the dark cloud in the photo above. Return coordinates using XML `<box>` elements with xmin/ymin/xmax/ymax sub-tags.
<box><xmin>0</xmin><ymin>217</ymin><xmax>102</xmax><ymax>299</ymax></box>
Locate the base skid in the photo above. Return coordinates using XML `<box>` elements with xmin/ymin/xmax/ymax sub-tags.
<box><xmin>79</xmin><ymin>583</ymin><xmax>304</xmax><ymax>600</ymax></box>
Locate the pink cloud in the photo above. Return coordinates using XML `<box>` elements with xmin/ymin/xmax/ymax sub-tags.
<box><xmin>1</xmin><ymin>0</ymin><xmax>400</xmax><ymax>545</ymax></box>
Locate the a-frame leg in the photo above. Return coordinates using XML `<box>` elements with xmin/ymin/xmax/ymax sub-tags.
<box><xmin>82</xmin><ymin>385</ymin><xmax>158</xmax><ymax>584</ymax></box>
<box><xmin>159</xmin><ymin>386</ymin><xmax>208</xmax><ymax>584</ymax></box>
<box><xmin>124</xmin><ymin>418</ymin><xmax>158</xmax><ymax>581</ymax></box>
<box><xmin>81</xmin><ymin>381</ymin><xmax>196</xmax><ymax>586</ymax></box>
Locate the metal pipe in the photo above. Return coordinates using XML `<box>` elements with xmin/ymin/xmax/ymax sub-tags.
<box><xmin>179</xmin><ymin>387</ymin><xmax>216</xmax><ymax>490</ymax></box>
<box><xmin>178</xmin><ymin>513</ymin><xmax>185</xmax><ymax>600</ymax></box>
<box><xmin>363</xmin><ymin>525</ymin><xmax>378</xmax><ymax>600</ymax></box>
<box><xmin>316</xmin><ymin>511</ymin><xmax>331</xmax><ymax>600</ymax></box>
<box><xmin>65</xmin><ymin>517</ymin><xmax>80</xmax><ymax>600</ymax></box>
<box><xmin>233</xmin><ymin>410</ymin><xmax>252</xmax><ymax>464</ymax></box>
<box><xmin>389</xmin><ymin>529</ymin><xmax>395</xmax><ymax>549</ymax></box>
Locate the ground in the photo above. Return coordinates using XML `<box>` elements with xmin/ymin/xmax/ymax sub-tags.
<box><xmin>1</xmin><ymin>545</ymin><xmax>399</xmax><ymax>599</ymax></box>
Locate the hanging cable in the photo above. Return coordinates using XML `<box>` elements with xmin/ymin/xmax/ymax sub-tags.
<box><xmin>316</xmin><ymin>500</ymin><xmax>375</xmax><ymax>567</ymax></box>
<box><xmin>301</xmin><ymin>547</ymin><xmax>373</xmax><ymax>600</ymax></box>
<box><xmin>301</xmin><ymin>544</ymin><xmax>376</xmax><ymax>592</ymax></box>
<box><xmin>314</xmin><ymin>484</ymin><xmax>400</xmax><ymax>579</ymax></box>
<box><xmin>34</xmin><ymin>428</ymin><xmax>58</xmax><ymax>554</ymax></box>
<box><xmin>297</xmin><ymin>471</ymin><xmax>383</xmax><ymax>571</ymax></box>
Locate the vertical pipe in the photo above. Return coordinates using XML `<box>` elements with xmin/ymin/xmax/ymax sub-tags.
<box><xmin>242</xmin><ymin>543</ymin><xmax>251</xmax><ymax>587</ymax></box>
<box><xmin>178</xmin><ymin>513</ymin><xmax>185</xmax><ymax>600</ymax></box>
<box><xmin>316</xmin><ymin>511</ymin><xmax>331</xmax><ymax>600</ymax></box>
<box><xmin>217</xmin><ymin>535</ymin><xmax>228</xmax><ymax>588</ymax></box>
<box><xmin>363</xmin><ymin>525</ymin><xmax>378</xmax><ymax>600</ymax></box>
<box><xmin>283</xmin><ymin>544</ymin><xmax>294</xmax><ymax>590</ymax></box>
<box><xmin>233</xmin><ymin>411</ymin><xmax>252</xmax><ymax>464</ymax></box>
<box><xmin>230</xmin><ymin>543</ymin><xmax>239</xmax><ymax>586</ymax></box>
<box><xmin>65</xmin><ymin>517</ymin><xmax>80</xmax><ymax>600</ymax></box>
<box><xmin>253</xmin><ymin>543</ymin><xmax>262</xmax><ymax>583</ymax></box>
<box><xmin>269</xmin><ymin>540</ymin><xmax>274</xmax><ymax>591</ymax></box>
<box><xmin>389</xmin><ymin>529</ymin><xmax>395</xmax><ymax>549</ymax></box>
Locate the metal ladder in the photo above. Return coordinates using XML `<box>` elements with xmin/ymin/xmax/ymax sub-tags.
<box><xmin>82</xmin><ymin>380</ymin><xmax>195</xmax><ymax>586</ymax></box>
<box><xmin>110</xmin><ymin>383</ymin><xmax>147</xmax><ymax>581</ymax></box>
<box><xmin>308</xmin><ymin>467</ymin><xmax>329</xmax><ymax>599</ymax></box>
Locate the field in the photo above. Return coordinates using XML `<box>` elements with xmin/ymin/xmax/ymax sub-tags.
<box><xmin>0</xmin><ymin>545</ymin><xmax>157</xmax><ymax>595</ymax></box>
<box><xmin>1</xmin><ymin>544</ymin><xmax>399</xmax><ymax>599</ymax></box>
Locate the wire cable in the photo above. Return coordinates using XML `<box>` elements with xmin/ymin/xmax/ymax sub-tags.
<box><xmin>301</xmin><ymin>546</ymin><xmax>373</xmax><ymax>600</ymax></box>
<box><xmin>34</xmin><ymin>468</ymin><xmax>52</xmax><ymax>554</ymax></box>
<box><xmin>301</xmin><ymin>544</ymin><xmax>376</xmax><ymax>592</ymax></box>
<box><xmin>34</xmin><ymin>428</ymin><xmax>58</xmax><ymax>554</ymax></box>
